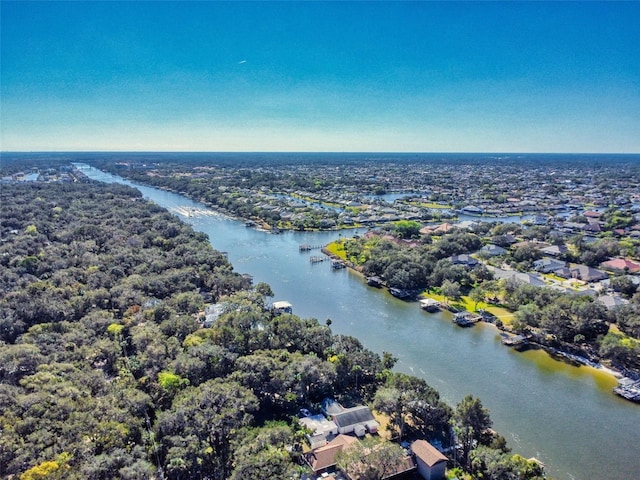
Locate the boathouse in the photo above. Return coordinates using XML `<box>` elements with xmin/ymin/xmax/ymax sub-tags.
<box><xmin>411</xmin><ymin>440</ymin><xmax>448</xmax><ymax>480</ymax></box>
<box><xmin>272</xmin><ymin>301</ymin><xmax>293</xmax><ymax>315</ymax></box>
<box><xmin>419</xmin><ymin>298</ymin><xmax>441</xmax><ymax>312</ymax></box>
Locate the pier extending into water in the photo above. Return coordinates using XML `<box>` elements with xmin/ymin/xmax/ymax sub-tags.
<box><xmin>299</xmin><ymin>243</ymin><xmax>324</xmax><ymax>251</ymax></box>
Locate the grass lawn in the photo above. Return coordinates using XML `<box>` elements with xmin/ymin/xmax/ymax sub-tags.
<box><xmin>324</xmin><ymin>240</ymin><xmax>347</xmax><ymax>259</ymax></box>
<box><xmin>372</xmin><ymin>410</ymin><xmax>394</xmax><ymax>441</ymax></box>
<box><xmin>420</xmin><ymin>291</ymin><xmax>516</xmax><ymax>326</ymax></box>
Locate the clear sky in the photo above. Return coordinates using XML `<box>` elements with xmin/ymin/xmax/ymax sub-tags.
<box><xmin>1</xmin><ymin>1</ymin><xmax>639</xmax><ymax>153</ymax></box>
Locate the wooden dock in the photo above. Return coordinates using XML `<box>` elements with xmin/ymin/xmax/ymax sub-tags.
<box><xmin>300</xmin><ymin>244</ymin><xmax>323</xmax><ymax>251</ymax></box>
<box><xmin>453</xmin><ymin>311</ymin><xmax>482</xmax><ymax>327</ymax></box>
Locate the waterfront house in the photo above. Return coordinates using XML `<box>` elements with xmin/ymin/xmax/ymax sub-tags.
<box><xmin>331</xmin><ymin>405</ymin><xmax>379</xmax><ymax>436</ymax></box>
<box><xmin>460</xmin><ymin>205</ymin><xmax>483</xmax><ymax>215</ymax></box>
<box><xmin>411</xmin><ymin>440</ymin><xmax>448</xmax><ymax>480</ymax></box>
<box><xmin>342</xmin><ymin>448</ymin><xmax>416</xmax><ymax>480</ymax></box>
<box><xmin>203</xmin><ymin>303</ymin><xmax>225</xmax><ymax>328</ymax></box>
<box><xmin>490</xmin><ymin>267</ymin><xmax>546</xmax><ymax>287</ymax></box>
<box><xmin>420</xmin><ymin>223</ymin><xmax>455</xmax><ymax>235</ymax></box>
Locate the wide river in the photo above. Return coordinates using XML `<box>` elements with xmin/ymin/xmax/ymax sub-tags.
<box><xmin>79</xmin><ymin>165</ymin><xmax>639</xmax><ymax>480</ymax></box>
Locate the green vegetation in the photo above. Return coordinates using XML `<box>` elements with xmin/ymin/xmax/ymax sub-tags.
<box><xmin>0</xmin><ymin>182</ymin><xmax>545</xmax><ymax>479</ymax></box>
<box><xmin>326</xmin><ymin>225</ymin><xmax>640</xmax><ymax>373</ymax></box>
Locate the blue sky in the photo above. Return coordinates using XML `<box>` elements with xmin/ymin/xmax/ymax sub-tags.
<box><xmin>1</xmin><ymin>1</ymin><xmax>639</xmax><ymax>152</ymax></box>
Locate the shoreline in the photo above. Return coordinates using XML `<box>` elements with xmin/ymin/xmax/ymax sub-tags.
<box><xmin>95</xmin><ymin>170</ymin><xmax>639</xmax><ymax>403</ymax></box>
<box><xmin>321</xmin><ymin>246</ymin><xmax>635</xmax><ymax>401</ymax></box>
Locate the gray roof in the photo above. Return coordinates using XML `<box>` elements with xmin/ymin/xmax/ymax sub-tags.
<box><xmin>331</xmin><ymin>405</ymin><xmax>376</xmax><ymax>428</ymax></box>
<box><xmin>598</xmin><ymin>295</ymin><xmax>629</xmax><ymax>310</ymax></box>
<box><xmin>480</xmin><ymin>244</ymin><xmax>507</xmax><ymax>256</ymax></box>
<box><xmin>490</xmin><ymin>267</ymin><xmax>546</xmax><ymax>287</ymax></box>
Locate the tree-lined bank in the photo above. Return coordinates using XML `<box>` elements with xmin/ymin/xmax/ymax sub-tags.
<box><xmin>72</xmin><ymin>163</ymin><xmax>640</xmax><ymax>480</ymax></box>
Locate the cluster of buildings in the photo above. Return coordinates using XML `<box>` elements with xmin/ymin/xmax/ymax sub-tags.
<box><xmin>1</xmin><ymin>166</ymin><xmax>82</xmax><ymax>184</ymax></box>
<box><xmin>473</xmin><ymin>236</ymin><xmax>639</xmax><ymax>307</ymax></box>
<box><xmin>299</xmin><ymin>399</ymin><xmax>447</xmax><ymax>480</ymax></box>
<box><xmin>97</xmin><ymin>156</ymin><xmax>640</xmax><ymax>240</ymax></box>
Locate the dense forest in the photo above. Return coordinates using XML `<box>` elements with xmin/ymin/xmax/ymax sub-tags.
<box><xmin>0</xmin><ymin>182</ymin><xmax>545</xmax><ymax>479</ymax></box>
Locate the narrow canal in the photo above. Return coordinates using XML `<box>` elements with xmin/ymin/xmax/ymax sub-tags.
<box><xmin>79</xmin><ymin>165</ymin><xmax>639</xmax><ymax>480</ymax></box>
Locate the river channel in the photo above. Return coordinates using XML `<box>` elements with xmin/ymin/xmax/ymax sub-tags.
<box><xmin>78</xmin><ymin>165</ymin><xmax>639</xmax><ymax>480</ymax></box>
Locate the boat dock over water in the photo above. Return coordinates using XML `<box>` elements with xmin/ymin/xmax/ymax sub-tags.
<box><xmin>299</xmin><ymin>244</ymin><xmax>324</xmax><ymax>251</ymax></box>
<box><xmin>613</xmin><ymin>378</ymin><xmax>640</xmax><ymax>402</ymax></box>
<box><xmin>389</xmin><ymin>287</ymin><xmax>413</xmax><ymax>299</ymax></box>
<box><xmin>419</xmin><ymin>298</ymin><xmax>441</xmax><ymax>312</ymax></box>
<box><xmin>453</xmin><ymin>311</ymin><xmax>482</xmax><ymax>327</ymax></box>
<box><xmin>501</xmin><ymin>333</ymin><xmax>529</xmax><ymax>350</ymax></box>
<box><xmin>365</xmin><ymin>276</ymin><xmax>384</xmax><ymax>288</ymax></box>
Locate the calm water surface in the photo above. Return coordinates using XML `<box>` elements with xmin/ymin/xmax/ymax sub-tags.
<box><xmin>78</xmin><ymin>165</ymin><xmax>639</xmax><ymax>480</ymax></box>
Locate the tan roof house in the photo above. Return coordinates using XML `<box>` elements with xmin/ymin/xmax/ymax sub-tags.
<box><xmin>411</xmin><ymin>440</ymin><xmax>448</xmax><ymax>480</ymax></box>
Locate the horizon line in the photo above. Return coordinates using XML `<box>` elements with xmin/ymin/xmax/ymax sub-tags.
<box><xmin>2</xmin><ymin>150</ymin><xmax>639</xmax><ymax>156</ymax></box>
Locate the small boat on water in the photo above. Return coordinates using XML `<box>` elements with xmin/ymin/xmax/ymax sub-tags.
<box><xmin>331</xmin><ymin>259</ymin><xmax>346</xmax><ymax>269</ymax></box>
<box><xmin>366</xmin><ymin>276</ymin><xmax>383</xmax><ymax>288</ymax></box>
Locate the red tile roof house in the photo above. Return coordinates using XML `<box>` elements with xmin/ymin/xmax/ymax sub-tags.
<box><xmin>305</xmin><ymin>434</ymin><xmax>359</xmax><ymax>476</ymax></box>
<box><xmin>305</xmin><ymin>434</ymin><xmax>415</xmax><ymax>479</ymax></box>
<box><xmin>600</xmin><ymin>258</ymin><xmax>640</xmax><ymax>274</ymax></box>
<box><xmin>411</xmin><ymin>440</ymin><xmax>448</xmax><ymax>480</ymax></box>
